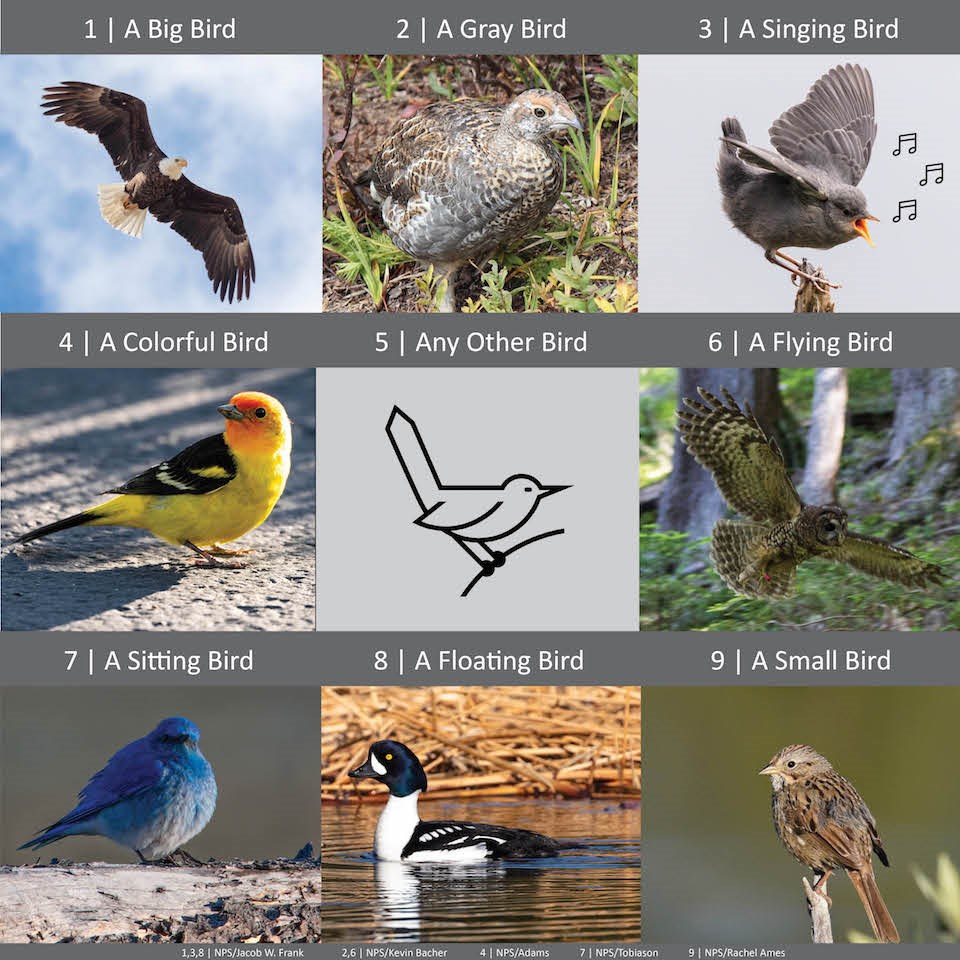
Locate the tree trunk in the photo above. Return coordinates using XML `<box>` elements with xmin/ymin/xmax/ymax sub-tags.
<box><xmin>659</xmin><ymin>369</ymin><xmax>782</xmax><ymax>539</ymax></box>
<box><xmin>881</xmin><ymin>368</ymin><xmax>960</xmax><ymax>503</ymax></box>
<box><xmin>801</xmin><ymin>368</ymin><xmax>848</xmax><ymax>505</ymax></box>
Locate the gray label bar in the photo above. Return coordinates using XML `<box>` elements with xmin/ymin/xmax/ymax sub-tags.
<box><xmin>1</xmin><ymin>634</ymin><xmax>957</xmax><ymax>685</ymax></box>
<box><xmin>2</xmin><ymin>0</ymin><xmax>957</xmax><ymax>53</ymax></box>
<box><xmin>2</xmin><ymin>315</ymin><xmax>958</xmax><ymax>367</ymax></box>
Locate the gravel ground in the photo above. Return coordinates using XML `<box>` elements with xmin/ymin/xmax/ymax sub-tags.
<box><xmin>1</xmin><ymin>368</ymin><xmax>315</xmax><ymax>631</ymax></box>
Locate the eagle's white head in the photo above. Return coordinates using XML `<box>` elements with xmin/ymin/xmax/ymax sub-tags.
<box><xmin>158</xmin><ymin>156</ymin><xmax>188</xmax><ymax>180</ymax></box>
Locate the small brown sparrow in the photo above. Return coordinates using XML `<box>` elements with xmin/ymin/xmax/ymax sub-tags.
<box><xmin>760</xmin><ymin>744</ymin><xmax>900</xmax><ymax>943</ymax></box>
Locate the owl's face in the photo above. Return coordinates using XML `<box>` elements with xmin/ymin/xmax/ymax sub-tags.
<box><xmin>815</xmin><ymin>507</ymin><xmax>848</xmax><ymax>545</ymax></box>
<box><xmin>796</xmin><ymin>505</ymin><xmax>847</xmax><ymax>549</ymax></box>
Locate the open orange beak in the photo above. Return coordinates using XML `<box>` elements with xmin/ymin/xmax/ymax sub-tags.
<box><xmin>854</xmin><ymin>215</ymin><xmax>879</xmax><ymax>247</ymax></box>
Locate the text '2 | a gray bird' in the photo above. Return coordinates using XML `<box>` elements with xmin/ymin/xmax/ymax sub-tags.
<box><xmin>718</xmin><ymin>63</ymin><xmax>877</xmax><ymax>289</ymax></box>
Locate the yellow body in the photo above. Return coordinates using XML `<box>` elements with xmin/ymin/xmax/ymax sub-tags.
<box><xmin>19</xmin><ymin>391</ymin><xmax>292</xmax><ymax>555</ymax></box>
<box><xmin>87</xmin><ymin>442</ymin><xmax>289</xmax><ymax>546</ymax></box>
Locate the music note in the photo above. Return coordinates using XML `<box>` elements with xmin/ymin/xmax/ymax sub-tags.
<box><xmin>893</xmin><ymin>199</ymin><xmax>917</xmax><ymax>222</ymax></box>
<box><xmin>920</xmin><ymin>162</ymin><xmax>944</xmax><ymax>186</ymax></box>
<box><xmin>893</xmin><ymin>133</ymin><xmax>917</xmax><ymax>156</ymax></box>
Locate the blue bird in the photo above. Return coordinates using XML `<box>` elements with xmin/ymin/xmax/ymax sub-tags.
<box><xmin>19</xmin><ymin>716</ymin><xmax>217</xmax><ymax>862</ymax></box>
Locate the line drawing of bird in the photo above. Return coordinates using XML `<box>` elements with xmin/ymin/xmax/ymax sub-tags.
<box><xmin>360</xmin><ymin>89</ymin><xmax>581</xmax><ymax>311</ymax></box>
<box><xmin>19</xmin><ymin>716</ymin><xmax>216</xmax><ymax>864</ymax></box>
<box><xmin>42</xmin><ymin>81</ymin><xmax>255</xmax><ymax>302</ymax></box>
<box><xmin>385</xmin><ymin>406</ymin><xmax>568</xmax><ymax>596</ymax></box>
<box><xmin>718</xmin><ymin>63</ymin><xmax>877</xmax><ymax>289</ymax></box>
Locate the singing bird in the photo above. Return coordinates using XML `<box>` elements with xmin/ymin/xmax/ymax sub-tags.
<box><xmin>42</xmin><ymin>81</ymin><xmax>255</xmax><ymax>302</ymax></box>
<box><xmin>718</xmin><ymin>64</ymin><xmax>878</xmax><ymax>288</ymax></box>
<box><xmin>13</xmin><ymin>391</ymin><xmax>291</xmax><ymax>567</ymax></box>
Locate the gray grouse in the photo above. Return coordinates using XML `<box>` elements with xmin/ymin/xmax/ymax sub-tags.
<box><xmin>363</xmin><ymin>89</ymin><xmax>581</xmax><ymax>311</ymax></box>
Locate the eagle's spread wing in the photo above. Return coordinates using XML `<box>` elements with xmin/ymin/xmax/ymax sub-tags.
<box><xmin>41</xmin><ymin>82</ymin><xmax>160</xmax><ymax>180</ymax></box>
<box><xmin>104</xmin><ymin>433</ymin><xmax>237</xmax><ymax>497</ymax></box>
<box><xmin>148</xmin><ymin>178</ymin><xmax>255</xmax><ymax>303</ymax></box>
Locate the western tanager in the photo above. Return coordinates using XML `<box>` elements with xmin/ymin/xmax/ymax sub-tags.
<box><xmin>14</xmin><ymin>391</ymin><xmax>291</xmax><ymax>567</ymax></box>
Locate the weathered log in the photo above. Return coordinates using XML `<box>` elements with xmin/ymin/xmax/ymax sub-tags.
<box><xmin>0</xmin><ymin>859</ymin><xmax>321</xmax><ymax>944</ymax></box>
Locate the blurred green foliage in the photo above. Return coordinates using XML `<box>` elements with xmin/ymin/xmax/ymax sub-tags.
<box><xmin>850</xmin><ymin>853</ymin><xmax>960</xmax><ymax>943</ymax></box>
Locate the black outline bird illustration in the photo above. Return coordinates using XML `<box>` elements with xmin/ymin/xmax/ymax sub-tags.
<box><xmin>386</xmin><ymin>406</ymin><xmax>568</xmax><ymax>595</ymax></box>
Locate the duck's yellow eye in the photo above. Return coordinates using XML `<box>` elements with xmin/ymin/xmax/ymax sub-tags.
<box><xmin>385</xmin><ymin>753</ymin><xmax>393</xmax><ymax>760</ymax></box>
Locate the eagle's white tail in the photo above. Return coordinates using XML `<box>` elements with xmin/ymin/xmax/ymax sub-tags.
<box><xmin>97</xmin><ymin>183</ymin><xmax>146</xmax><ymax>238</ymax></box>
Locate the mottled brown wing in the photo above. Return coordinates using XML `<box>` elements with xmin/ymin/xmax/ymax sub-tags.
<box><xmin>829</xmin><ymin>531</ymin><xmax>945</xmax><ymax>589</ymax></box>
<box><xmin>711</xmin><ymin>519</ymin><xmax>797</xmax><ymax>598</ymax></box>
<box><xmin>148</xmin><ymin>178</ymin><xmax>255</xmax><ymax>303</ymax></box>
<box><xmin>371</xmin><ymin>100</ymin><xmax>504</xmax><ymax>202</ymax></box>
<box><xmin>802</xmin><ymin>776</ymin><xmax>878</xmax><ymax>871</ymax></box>
<box><xmin>678</xmin><ymin>386</ymin><xmax>802</xmax><ymax>523</ymax></box>
<box><xmin>41</xmin><ymin>82</ymin><xmax>160</xmax><ymax>180</ymax></box>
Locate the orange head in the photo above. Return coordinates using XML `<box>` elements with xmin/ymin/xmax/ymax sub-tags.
<box><xmin>217</xmin><ymin>391</ymin><xmax>291</xmax><ymax>455</ymax></box>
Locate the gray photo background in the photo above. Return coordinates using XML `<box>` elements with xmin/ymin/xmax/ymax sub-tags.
<box><xmin>316</xmin><ymin>368</ymin><xmax>639</xmax><ymax>630</ymax></box>
<box><xmin>638</xmin><ymin>55</ymin><xmax>960</xmax><ymax>312</ymax></box>
<box><xmin>1</xmin><ymin>368</ymin><xmax>316</xmax><ymax>631</ymax></box>
<box><xmin>0</xmin><ymin>687</ymin><xmax>320</xmax><ymax>864</ymax></box>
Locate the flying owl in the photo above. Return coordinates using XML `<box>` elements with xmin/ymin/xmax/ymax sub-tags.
<box><xmin>677</xmin><ymin>386</ymin><xmax>945</xmax><ymax>599</ymax></box>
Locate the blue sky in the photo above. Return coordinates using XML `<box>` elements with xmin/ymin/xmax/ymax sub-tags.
<box><xmin>0</xmin><ymin>55</ymin><xmax>324</xmax><ymax>311</ymax></box>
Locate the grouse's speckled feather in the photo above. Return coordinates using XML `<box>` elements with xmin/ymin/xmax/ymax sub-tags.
<box><xmin>361</xmin><ymin>90</ymin><xmax>580</xmax><ymax>308</ymax></box>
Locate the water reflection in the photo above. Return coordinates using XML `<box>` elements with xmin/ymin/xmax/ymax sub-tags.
<box><xmin>322</xmin><ymin>798</ymin><xmax>641</xmax><ymax>942</ymax></box>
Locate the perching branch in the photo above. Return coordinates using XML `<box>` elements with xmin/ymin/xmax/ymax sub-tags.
<box><xmin>794</xmin><ymin>260</ymin><xmax>837</xmax><ymax>313</ymax></box>
<box><xmin>461</xmin><ymin>529</ymin><xmax>565</xmax><ymax>597</ymax></box>
<box><xmin>803</xmin><ymin>874</ymin><xmax>834</xmax><ymax>943</ymax></box>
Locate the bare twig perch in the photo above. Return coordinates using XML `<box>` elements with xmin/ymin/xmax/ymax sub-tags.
<box><xmin>794</xmin><ymin>260</ymin><xmax>837</xmax><ymax>313</ymax></box>
<box><xmin>803</xmin><ymin>874</ymin><xmax>834</xmax><ymax>943</ymax></box>
<box><xmin>0</xmin><ymin>860</ymin><xmax>321</xmax><ymax>943</ymax></box>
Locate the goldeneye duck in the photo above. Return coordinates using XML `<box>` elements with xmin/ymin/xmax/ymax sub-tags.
<box><xmin>349</xmin><ymin>739</ymin><xmax>573</xmax><ymax>863</ymax></box>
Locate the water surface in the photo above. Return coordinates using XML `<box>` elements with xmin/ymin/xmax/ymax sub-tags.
<box><xmin>322</xmin><ymin>798</ymin><xmax>641</xmax><ymax>942</ymax></box>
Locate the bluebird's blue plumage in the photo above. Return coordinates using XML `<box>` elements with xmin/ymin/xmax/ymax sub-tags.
<box><xmin>19</xmin><ymin>716</ymin><xmax>217</xmax><ymax>861</ymax></box>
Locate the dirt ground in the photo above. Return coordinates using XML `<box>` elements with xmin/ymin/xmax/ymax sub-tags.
<box><xmin>324</xmin><ymin>54</ymin><xmax>638</xmax><ymax>312</ymax></box>
<box><xmin>1</xmin><ymin>368</ymin><xmax>315</xmax><ymax>631</ymax></box>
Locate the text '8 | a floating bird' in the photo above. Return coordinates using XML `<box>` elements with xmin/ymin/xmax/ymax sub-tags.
<box><xmin>13</xmin><ymin>392</ymin><xmax>291</xmax><ymax>567</ymax></box>
<box><xmin>19</xmin><ymin>717</ymin><xmax>216</xmax><ymax>863</ymax></box>
<box><xmin>42</xmin><ymin>82</ymin><xmax>255</xmax><ymax>302</ymax></box>
<box><xmin>718</xmin><ymin>63</ymin><xmax>877</xmax><ymax>289</ymax></box>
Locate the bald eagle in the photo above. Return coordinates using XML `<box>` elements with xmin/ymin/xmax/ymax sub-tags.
<box><xmin>42</xmin><ymin>82</ymin><xmax>255</xmax><ymax>303</ymax></box>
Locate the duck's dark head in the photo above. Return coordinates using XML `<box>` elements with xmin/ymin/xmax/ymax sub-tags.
<box><xmin>349</xmin><ymin>739</ymin><xmax>427</xmax><ymax>796</ymax></box>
